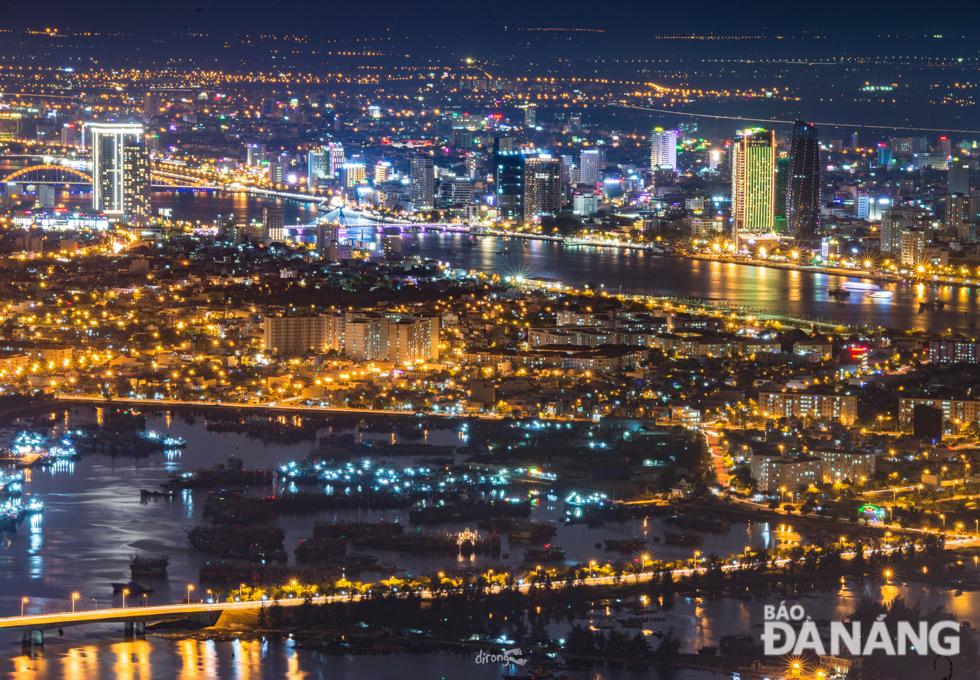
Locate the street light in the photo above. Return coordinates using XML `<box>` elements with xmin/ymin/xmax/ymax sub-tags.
<box><xmin>187</xmin><ymin>584</ymin><xmax>194</xmax><ymax>603</ymax></box>
<box><xmin>122</xmin><ymin>589</ymin><xmax>129</xmax><ymax>609</ymax></box>
<box><xmin>240</xmin><ymin>583</ymin><xmax>246</xmax><ymax>600</ymax></box>
<box><xmin>21</xmin><ymin>598</ymin><xmax>27</xmax><ymax>617</ymax></box>
<box><xmin>72</xmin><ymin>592</ymin><xmax>80</xmax><ymax>613</ymax></box>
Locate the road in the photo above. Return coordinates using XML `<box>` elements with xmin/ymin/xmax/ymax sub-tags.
<box><xmin>701</xmin><ymin>426</ymin><xmax>729</xmax><ymax>487</ymax></box>
<box><xmin>3</xmin><ymin>534</ymin><xmax>977</xmax><ymax>636</ymax></box>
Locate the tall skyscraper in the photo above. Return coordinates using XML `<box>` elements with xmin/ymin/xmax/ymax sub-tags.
<box><xmin>307</xmin><ymin>149</ymin><xmax>328</xmax><ymax>188</ymax></box>
<box><xmin>493</xmin><ymin>152</ymin><xmax>524</xmax><ymax>223</ymax></box>
<box><xmin>731</xmin><ymin>128</ymin><xmax>776</xmax><ymax>241</ymax></box>
<box><xmin>410</xmin><ymin>154</ymin><xmax>435</xmax><ymax>210</ymax></box>
<box><xmin>949</xmin><ymin>164</ymin><xmax>971</xmax><ymax>195</ymax></box>
<box><xmin>774</xmin><ymin>156</ymin><xmax>790</xmax><ymax>234</ymax></box>
<box><xmin>579</xmin><ymin>149</ymin><xmax>602</xmax><ymax>186</ymax></box>
<box><xmin>786</xmin><ymin>120</ymin><xmax>821</xmax><ymax>239</ymax></box>
<box><xmin>523</xmin><ymin>103</ymin><xmax>537</xmax><ymax>127</ymax></box>
<box><xmin>87</xmin><ymin>123</ymin><xmax>150</xmax><ymax>222</ymax></box>
<box><xmin>523</xmin><ymin>155</ymin><xmax>562</xmax><ymax>222</ymax></box>
<box><xmin>650</xmin><ymin>128</ymin><xmax>678</xmax><ymax>170</ymax></box>
<box><xmin>327</xmin><ymin>142</ymin><xmax>345</xmax><ymax>177</ymax></box>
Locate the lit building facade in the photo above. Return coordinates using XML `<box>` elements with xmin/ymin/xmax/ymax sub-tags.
<box><xmin>731</xmin><ymin>128</ymin><xmax>775</xmax><ymax>242</ymax></box>
<box><xmin>493</xmin><ymin>152</ymin><xmax>525</xmax><ymax>223</ymax></box>
<box><xmin>786</xmin><ymin>120</ymin><xmax>821</xmax><ymax>238</ymax></box>
<box><xmin>579</xmin><ymin>149</ymin><xmax>602</xmax><ymax>186</ymax></box>
<box><xmin>88</xmin><ymin>123</ymin><xmax>150</xmax><ymax>222</ymax></box>
<box><xmin>328</xmin><ymin>142</ymin><xmax>345</xmax><ymax>177</ymax></box>
<box><xmin>308</xmin><ymin>149</ymin><xmax>328</xmax><ymax>188</ymax></box>
<box><xmin>899</xmin><ymin>398</ymin><xmax>980</xmax><ymax>431</ymax></box>
<box><xmin>410</xmin><ymin>154</ymin><xmax>435</xmax><ymax>210</ymax></box>
<box><xmin>758</xmin><ymin>390</ymin><xmax>858</xmax><ymax>426</ymax></box>
<box><xmin>523</xmin><ymin>155</ymin><xmax>562</xmax><ymax>221</ymax></box>
<box><xmin>650</xmin><ymin>128</ymin><xmax>677</xmax><ymax>170</ymax></box>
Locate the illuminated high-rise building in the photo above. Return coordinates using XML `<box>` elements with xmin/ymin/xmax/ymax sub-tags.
<box><xmin>308</xmin><ymin>149</ymin><xmax>328</xmax><ymax>188</ymax></box>
<box><xmin>524</xmin><ymin>103</ymin><xmax>537</xmax><ymax>127</ymax></box>
<box><xmin>786</xmin><ymin>120</ymin><xmax>821</xmax><ymax>239</ymax></box>
<box><xmin>409</xmin><ymin>154</ymin><xmax>435</xmax><ymax>210</ymax></box>
<box><xmin>493</xmin><ymin>152</ymin><xmax>524</xmax><ymax>223</ymax></box>
<box><xmin>650</xmin><ymin>128</ymin><xmax>677</xmax><ymax>170</ymax></box>
<box><xmin>342</xmin><ymin>163</ymin><xmax>367</xmax><ymax>188</ymax></box>
<box><xmin>949</xmin><ymin>164</ymin><xmax>971</xmax><ymax>195</ymax></box>
<box><xmin>327</xmin><ymin>142</ymin><xmax>345</xmax><ymax>177</ymax></box>
<box><xmin>731</xmin><ymin>128</ymin><xmax>775</xmax><ymax>241</ymax></box>
<box><xmin>523</xmin><ymin>155</ymin><xmax>562</xmax><ymax>222</ymax></box>
<box><xmin>579</xmin><ymin>149</ymin><xmax>602</xmax><ymax>186</ymax></box>
<box><xmin>87</xmin><ymin>123</ymin><xmax>150</xmax><ymax>222</ymax></box>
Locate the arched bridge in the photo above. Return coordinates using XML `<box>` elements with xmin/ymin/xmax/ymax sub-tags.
<box><xmin>3</xmin><ymin>165</ymin><xmax>94</xmax><ymax>184</ymax></box>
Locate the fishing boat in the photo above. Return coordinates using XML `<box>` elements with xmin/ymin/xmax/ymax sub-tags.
<box><xmin>828</xmin><ymin>287</ymin><xmax>851</xmax><ymax>299</ymax></box>
<box><xmin>523</xmin><ymin>545</ymin><xmax>566</xmax><ymax>562</ymax></box>
<box><xmin>497</xmin><ymin>248</ymin><xmax>510</xmax><ymax>255</ymax></box>
<box><xmin>841</xmin><ymin>281</ymin><xmax>880</xmax><ymax>292</ymax></box>
<box><xmin>129</xmin><ymin>553</ymin><xmax>170</xmax><ymax>576</ymax></box>
<box><xmin>507</xmin><ymin>521</ymin><xmax>557</xmax><ymax>541</ymax></box>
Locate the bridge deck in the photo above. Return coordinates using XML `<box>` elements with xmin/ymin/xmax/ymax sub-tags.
<box><xmin>0</xmin><ymin>597</ymin><xmax>320</xmax><ymax>633</ymax></box>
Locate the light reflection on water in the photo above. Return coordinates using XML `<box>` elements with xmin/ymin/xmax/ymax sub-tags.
<box><xmin>4</xmin><ymin>407</ymin><xmax>811</xmax><ymax>619</ymax></box>
<box><xmin>1</xmin><ymin>638</ymin><xmax>717</xmax><ymax>680</ymax></box>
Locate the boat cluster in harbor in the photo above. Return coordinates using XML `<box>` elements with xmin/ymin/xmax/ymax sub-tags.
<box><xmin>278</xmin><ymin>458</ymin><xmax>508</xmax><ymax>493</ymax></box>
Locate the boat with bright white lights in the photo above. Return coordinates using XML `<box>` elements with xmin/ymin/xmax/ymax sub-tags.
<box><xmin>841</xmin><ymin>281</ymin><xmax>881</xmax><ymax>292</ymax></box>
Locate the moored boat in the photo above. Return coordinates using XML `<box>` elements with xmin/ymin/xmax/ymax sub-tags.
<box><xmin>523</xmin><ymin>544</ymin><xmax>565</xmax><ymax>562</ymax></box>
<box><xmin>130</xmin><ymin>553</ymin><xmax>170</xmax><ymax>576</ymax></box>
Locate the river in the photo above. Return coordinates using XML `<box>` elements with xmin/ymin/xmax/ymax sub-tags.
<box><xmin>4</xmin><ymin>170</ymin><xmax>978</xmax><ymax>333</ymax></box>
<box><xmin>1</xmin><ymin>408</ymin><xmax>978</xmax><ymax>677</ymax></box>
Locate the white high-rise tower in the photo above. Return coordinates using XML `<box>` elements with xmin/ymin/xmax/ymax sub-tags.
<box><xmin>87</xmin><ymin>122</ymin><xmax>150</xmax><ymax>221</ymax></box>
<box><xmin>650</xmin><ymin>128</ymin><xmax>678</xmax><ymax>170</ymax></box>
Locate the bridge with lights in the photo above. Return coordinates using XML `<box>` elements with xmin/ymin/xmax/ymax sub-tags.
<box><xmin>0</xmin><ymin>596</ymin><xmax>320</xmax><ymax>645</ymax></box>
<box><xmin>1</xmin><ymin>163</ymin><xmax>198</xmax><ymax>189</ymax></box>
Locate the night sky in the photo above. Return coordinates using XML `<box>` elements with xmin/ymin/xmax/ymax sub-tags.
<box><xmin>5</xmin><ymin>0</ymin><xmax>978</xmax><ymax>48</ymax></box>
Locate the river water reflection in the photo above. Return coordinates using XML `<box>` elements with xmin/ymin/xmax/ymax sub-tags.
<box><xmin>7</xmin><ymin>177</ymin><xmax>979</xmax><ymax>333</ymax></box>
